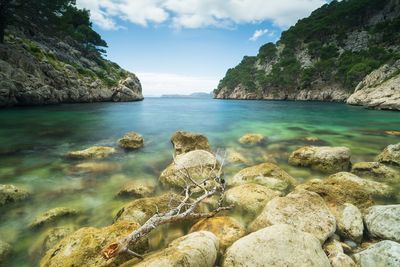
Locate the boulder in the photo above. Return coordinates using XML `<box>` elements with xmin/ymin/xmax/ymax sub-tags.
<box><xmin>296</xmin><ymin>172</ymin><xmax>392</xmax><ymax>209</ymax></box>
<box><xmin>324</xmin><ymin>238</ymin><xmax>356</xmax><ymax>267</ymax></box>
<box><xmin>171</xmin><ymin>131</ymin><xmax>211</xmax><ymax>155</ymax></box>
<box><xmin>40</xmin><ymin>221</ymin><xmax>147</xmax><ymax>267</ymax></box>
<box><xmin>351</xmin><ymin>162</ymin><xmax>400</xmax><ymax>184</ymax></box>
<box><xmin>224</xmin><ymin>184</ymin><xmax>280</xmax><ymax>217</ymax></box>
<box><xmin>376</xmin><ymin>143</ymin><xmax>400</xmax><ymax>166</ymax></box>
<box><xmin>0</xmin><ymin>240</ymin><xmax>12</xmax><ymax>266</ymax></box>
<box><xmin>364</xmin><ymin>205</ymin><xmax>400</xmax><ymax>242</ymax></box>
<box><xmin>0</xmin><ymin>184</ymin><xmax>30</xmax><ymax>207</ymax></box>
<box><xmin>230</xmin><ymin>162</ymin><xmax>297</xmax><ymax>192</ymax></box>
<box><xmin>226</xmin><ymin>149</ymin><xmax>248</xmax><ymax>164</ymax></box>
<box><xmin>29</xmin><ymin>207</ymin><xmax>79</xmax><ymax>229</ymax></box>
<box><xmin>223</xmin><ymin>224</ymin><xmax>330</xmax><ymax>267</ymax></box>
<box><xmin>353</xmin><ymin>240</ymin><xmax>400</xmax><ymax>267</ymax></box>
<box><xmin>116</xmin><ymin>180</ymin><xmax>156</xmax><ymax>198</ymax></box>
<box><xmin>249</xmin><ymin>190</ymin><xmax>336</xmax><ymax>243</ymax></box>
<box><xmin>332</xmin><ymin>203</ymin><xmax>364</xmax><ymax>243</ymax></box>
<box><xmin>238</xmin><ymin>133</ymin><xmax>266</xmax><ymax>145</ymax></box>
<box><xmin>159</xmin><ymin>150</ymin><xmax>219</xmax><ymax>193</ymax></box>
<box><xmin>118</xmin><ymin>132</ymin><xmax>144</xmax><ymax>150</ymax></box>
<box><xmin>189</xmin><ymin>216</ymin><xmax>246</xmax><ymax>252</ymax></box>
<box><xmin>122</xmin><ymin>231</ymin><xmax>218</xmax><ymax>267</ymax></box>
<box><xmin>66</xmin><ymin>146</ymin><xmax>116</xmax><ymax>160</ymax></box>
<box><xmin>288</xmin><ymin>146</ymin><xmax>351</xmax><ymax>173</ymax></box>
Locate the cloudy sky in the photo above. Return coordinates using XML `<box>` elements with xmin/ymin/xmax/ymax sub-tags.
<box><xmin>77</xmin><ymin>0</ymin><xmax>327</xmax><ymax>96</ymax></box>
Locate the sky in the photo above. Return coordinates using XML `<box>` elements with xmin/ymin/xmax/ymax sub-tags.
<box><xmin>76</xmin><ymin>0</ymin><xmax>328</xmax><ymax>96</ymax></box>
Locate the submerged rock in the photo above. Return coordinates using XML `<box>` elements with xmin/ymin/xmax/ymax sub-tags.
<box><xmin>353</xmin><ymin>240</ymin><xmax>400</xmax><ymax>267</ymax></box>
<box><xmin>189</xmin><ymin>216</ymin><xmax>246</xmax><ymax>252</ymax></box>
<box><xmin>171</xmin><ymin>131</ymin><xmax>211</xmax><ymax>155</ymax></box>
<box><xmin>364</xmin><ymin>205</ymin><xmax>400</xmax><ymax>242</ymax></box>
<box><xmin>224</xmin><ymin>183</ymin><xmax>280</xmax><ymax>217</ymax></box>
<box><xmin>238</xmin><ymin>133</ymin><xmax>266</xmax><ymax>145</ymax></box>
<box><xmin>0</xmin><ymin>240</ymin><xmax>12</xmax><ymax>266</ymax></box>
<box><xmin>376</xmin><ymin>143</ymin><xmax>400</xmax><ymax>166</ymax></box>
<box><xmin>69</xmin><ymin>161</ymin><xmax>120</xmax><ymax>174</ymax></box>
<box><xmin>324</xmin><ymin>238</ymin><xmax>356</xmax><ymax>267</ymax></box>
<box><xmin>66</xmin><ymin>146</ymin><xmax>116</xmax><ymax>160</ymax></box>
<box><xmin>223</xmin><ymin>224</ymin><xmax>330</xmax><ymax>267</ymax></box>
<box><xmin>118</xmin><ymin>132</ymin><xmax>144</xmax><ymax>150</ymax></box>
<box><xmin>0</xmin><ymin>184</ymin><xmax>30</xmax><ymax>207</ymax></box>
<box><xmin>249</xmin><ymin>190</ymin><xmax>336</xmax><ymax>243</ymax></box>
<box><xmin>351</xmin><ymin>162</ymin><xmax>400</xmax><ymax>184</ymax></box>
<box><xmin>122</xmin><ymin>231</ymin><xmax>218</xmax><ymax>267</ymax></box>
<box><xmin>230</xmin><ymin>162</ymin><xmax>297</xmax><ymax>191</ymax></box>
<box><xmin>40</xmin><ymin>221</ymin><xmax>147</xmax><ymax>267</ymax></box>
<box><xmin>226</xmin><ymin>149</ymin><xmax>248</xmax><ymax>164</ymax></box>
<box><xmin>385</xmin><ymin>131</ymin><xmax>400</xmax><ymax>136</ymax></box>
<box><xmin>332</xmin><ymin>203</ymin><xmax>364</xmax><ymax>243</ymax></box>
<box><xmin>29</xmin><ymin>207</ymin><xmax>79</xmax><ymax>229</ymax></box>
<box><xmin>116</xmin><ymin>180</ymin><xmax>156</xmax><ymax>198</ymax></box>
<box><xmin>288</xmin><ymin>146</ymin><xmax>351</xmax><ymax>173</ymax></box>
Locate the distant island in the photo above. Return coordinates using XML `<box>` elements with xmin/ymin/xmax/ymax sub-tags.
<box><xmin>161</xmin><ymin>92</ymin><xmax>213</xmax><ymax>98</ymax></box>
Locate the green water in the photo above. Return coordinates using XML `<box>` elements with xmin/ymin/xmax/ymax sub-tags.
<box><xmin>0</xmin><ymin>98</ymin><xmax>399</xmax><ymax>266</ymax></box>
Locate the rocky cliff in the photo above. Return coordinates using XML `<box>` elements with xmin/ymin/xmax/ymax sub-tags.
<box><xmin>0</xmin><ymin>31</ymin><xmax>143</xmax><ymax>107</ymax></box>
<box><xmin>215</xmin><ymin>0</ymin><xmax>400</xmax><ymax>110</ymax></box>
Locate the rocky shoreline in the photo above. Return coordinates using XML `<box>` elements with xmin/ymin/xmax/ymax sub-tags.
<box><xmin>1</xmin><ymin>131</ymin><xmax>399</xmax><ymax>266</ymax></box>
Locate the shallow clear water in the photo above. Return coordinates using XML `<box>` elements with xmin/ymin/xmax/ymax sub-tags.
<box><xmin>0</xmin><ymin>98</ymin><xmax>399</xmax><ymax>266</ymax></box>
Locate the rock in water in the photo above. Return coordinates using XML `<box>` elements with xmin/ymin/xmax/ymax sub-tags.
<box><xmin>0</xmin><ymin>184</ymin><xmax>30</xmax><ymax>207</ymax></box>
<box><xmin>288</xmin><ymin>146</ymin><xmax>351</xmax><ymax>173</ymax></box>
<box><xmin>116</xmin><ymin>180</ymin><xmax>156</xmax><ymax>198</ymax></box>
<box><xmin>376</xmin><ymin>143</ymin><xmax>400</xmax><ymax>166</ymax></box>
<box><xmin>364</xmin><ymin>205</ymin><xmax>400</xmax><ymax>242</ymax></box>
<box><xmin>230</xmin><ymin>162</ymin><xmax>297</xmax><ymax>192</ymax></box>
<box><xmin>223</xmin><ymin>224</ymin><xmax>330</xmax><ymax>267</ymax></box>
<box><xmin>0</xmin><ymin>240</ymin><xmax>12</xmax><ymax>266</ymax></box>
<box><xmin>66</xmin><ymin>146</ymin><xmax>116</xmax><ymax>160</ymax></box>
<box><xmin>122</xmin><ymin>231</ymin><xmax>218</xmax><ymax>267</ymax></box>
<box><xmin>171</xmin><ymin>131</ymin><xmax>211</xmax><ymax>155</ymax></box>
<box><xmin>238</xmin><ymin>133</ymin><xmax>266</xmax><ymax>145</ymax></box>
<box><xmin>118</xmin><ymin>132</ymin><xmax>144</xmax><ymax>150</ymax></box>
<box><xmin>323</xmin><ymin>238</ymin><xmax>356</xmax><ymax>267</ymax></box>
<box><xmin>29</xmin><ymin>207</ymin><xmax>79</xmax><ymax>229</ymax></box>
<box><xmin>353</xmin><ymin>240</ymin><xmax>400</xmax><ymax>267</ymax></box>
<box><xmin>249</xmin><ymin>190</ymin><xmax>336</xmax><ymax>243</ymax></box>
<box><xmin>332</xmin><ymin>203</ymin><xmax>364</xmax><ymax>243</ymax></box>
<box><xmin>189</xmin><ymin>216</ymin><xmax>246</xmax><ymax>252</ymax></box>
<box><xmin>40</xmin><ymin>221</ymin><xmax>147</xmax><ymax>267</ymax></box>
<box><xmin>351</xmin><ymin>162</ymin><xmax>400</xmax><ymax>185</ymax></box>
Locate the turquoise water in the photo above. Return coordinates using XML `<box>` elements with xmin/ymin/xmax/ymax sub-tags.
<box><xmin>0</xmin><ymin>98</ymin><xmax>399</xmax><ymax>266</ymax></box>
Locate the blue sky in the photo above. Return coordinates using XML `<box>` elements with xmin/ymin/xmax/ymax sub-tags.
<box><xmin>77</xmin><ymin>0</ymin><xmax>328</xmax><ymax>96</ymax></box>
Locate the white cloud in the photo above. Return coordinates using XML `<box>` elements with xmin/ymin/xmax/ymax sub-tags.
<box><xmin>136</xmin><ymin>72</ymin><xmax>218</xmax><ymax>96</ymax></box>
<box><xmin>249</xmin><ymin>29</ymin><xmax>269</xmax><ymax>41</ymax></box>
<box><xmin>77</xmin><ymin>0</ymin><xmax>327</xmax><ymax>30</ymax></box>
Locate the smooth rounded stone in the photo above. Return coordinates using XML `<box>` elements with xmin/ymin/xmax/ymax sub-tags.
<box><xmin>376</xmin><ymin>143</ymin><xmax>400</xmax><ymax>165</ymax></box>
<box><xmin>353</xmin><ymin>240</ymin><xmax>400</xmax><ymax>267</ymax></box>
<box><xmin>324</xmin><ymin>238</ymin><xmax>356</xmax><ymax>267</ymax></box>
<box><xmin>0</xmin><ymin>184</ymin><xmax>30</xmax><ymax>206</ymax></box>
<box><xmin>189</xmin><ymin>216</ymin><xmax>246</xmax><ymax>252</ymax></box>
<box><xmin>288</xmin><ymin>146</ymin><xmax>351</xmax><ymax>173</ymax></box>
<box><xmin>31</xmin><ymin>226</ymin><xmax>76</xmax><ymax>258</ymax></box>
<box><xmin>66</xmin><ymin>146</ymin><xmax>116</xmax><ymax>160</ymax></box>
<box><xmin>118</xmin><ymin>132</ymin><xmax>144</xmax><ymax>150</ymax></box>
<box><xmin>69</xmin><ymin>161</ymin><xmax>120</xmax><ymax>174</ymax></box>
<box><xmin>122</xmin><ymin>231</ymin><xmax>218</xmax><ymax>267</ymax></box>
<box><xmin>224</xmin><ymin>184</ymin><xmax>281</xmax><ymax>217</ymax></box>
<box><xmin>40</xmin><ymin>221</ymin><xmax>148</xmax><ymax>267</ymax></box>
<box><xmin>364</xmin><ymin>205</ymin><xmax>400</xmax><ymax>242</ymax></box>
<box><xmin>351</xmin><ymin>162</ymin><xmax>400</xmax><ymax>184</ymax></box>
<box><xmin>230</xmin><ymin>162</ymin><xmax>297</xmax><ymax>192</ymax></box>
<box><xmin>385</xmin><ymin>131</ymin><xmax>400</xmax><ymax>136</ymax></box>
<box><xmin>116</xmin><ymin>180</ymin><xmax>156</xmax><ymax>198</ymax></box>
<box><xmin>171</xmin><ymin>131</ymin><xmax>211</xmax><ymax>155</ymax></box>
<box><xmin>249</xmin><ymin>189</ymin><xmax>336</xmax><ymax>243</ymax></box>
<box><xmin>0</xmin><ymin>240</ymin><xmax>12</xmax><ymax>266</ymax></box>
<box><xmin>238</xmin><ymin>133</ymin><xmax>266</xmax><ymax>145</ymax></box>
<box><xmin>148</xmin><ymin>225</ymin><xmax>185</xmax><ymax>251</ymax></box>
<box><xmin>159</xmin><ymin>150</ymin><xmax>219</xmax><ymax>193</ymax></box>
<box><xmin>332</xmin><ymin>203</ymin><xmax>364</xmax><ymax>243</ymax></box>
<box><xmin>226</xmin><ymin>149</ymin><xmax>248</xmax><ymax>164</ymax></box>
<box><xmin>296</xmin><ymin>172</ymin><xmax>392</xmax><ymax>209</ymax></box>
<box><xmin>114</xmin><ymin>192</ymin><xmax>182</xmax><ymax>225</ymax></box>
<box><xmin>223</xmin><ymin>224</ymin><xmax>330</xmax><ymax>267</ymax></box>
<box><xmin>29</xmin><ymin>207</ymin><xmax>79</xmax><ymax>229</ymax></box>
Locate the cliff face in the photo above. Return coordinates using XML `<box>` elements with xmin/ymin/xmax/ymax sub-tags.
<box><xmin>215</xmin><ymin>0</ymin><xmax>400</xmax><ymax>110</ymax></box>
<box><xmin>0</xmin><ymin>32</ymin><xmax>143</xmax><ymax>107</ymax></box>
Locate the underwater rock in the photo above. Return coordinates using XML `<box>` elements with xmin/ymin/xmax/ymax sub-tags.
<box><xmin>171</xmin><ymin>131</ymin><xmax>211</xmax><ymax>155</ymax></box>
<box><xmin>376</xmin><ymin>143</ymin><xmax>400</xmax><ymax>166</ymax></box>
<box><xmin>147</xmin><ymin>225</ymin><xmax>185</xmax><ymax>251</ymax></box>
<box><xmin>364</xmin><ymin>205</ymin><xmax>400</xmax><ymax>242</ymax></box>
<box><xmin>230</xmin><ymin>162</ymin><xmax>297</xmax><ymax>192</ymax></box>
<box><xmin>40</xmin><ymin>221</ymin><xmax>147</xmax><ymax>267</ymax></box>
<box><xmin>0</xmin><ymin>240</ymin><xmax>12</xmax><ymax>266</ymax></box>
<box><xmin>332</xmin><ymin>203</ymin><xmax>364</xmax><ymax>243</ymax></box>
<box><xmin>223</xmin><ymin>224</ymin><xmax>330</xmax><ymax>267</ymax></box>
<box><xmin>224</xmin><ymin>183</ymin><xmax>280</xmax><ymax>217</ymax></box>
<box><xmin>116</xmin><ymin>180</ymin><xmax>156</xmax><ymax>198</ymax></box>
<box><xmin>226</xmin><ymin>149</ymin><xmax>248</xmax><ymax>164</ymax></box>
<box><xmin>249</xmin><ymin>190</ymin><xmax>336</xmax><ymax>243</ymax></box>
<box><xmin>385</xmin><ymin>131</ymin><xmax>400</xmax><ymax>136</ymax></box>
<box><xmin>238</xmin><ymin>133</ymin><xmax>266</xmax><ymax>145</ymax></box>
<box><xmin>0</xmin><ymin>184</ymin><xmax>30</xmax><ymax>207</ymax></box>
<box><xmin>69</xmin><ymin>161</ymin><xmax>120</xmax><ymax>174</ymax></box>
<box><xmin>118</xmin><ymin>132</ymin><xmax>144</xmax><ymax>150</ymax></box>
<box><xmin>351</xmin><ymin>162</ymin><xmax>400</xmax><ymax>185</ymax></box>
<box><xmin>189</xmin><ymin>216</ymin><xmax>246</xmax><ymax>252</ymax></box>
<box><xmin>303</xmin><ymin>136</ymin><xmax>321</xmax><ymax>142</ymax></box>
<box><xmin>66</xmin><ymin>146</ymin><xmax>116</xmax><ymax>160</ymax></box>
<box><xmin>353</xmin><ymin>240</ymin><xmax>400</xmax><ymax>267</ymax></box>
<box><xmin>323</xmin><ymin>238</ymin><xmax>356</xmax><ymax>267</ymax></box>
<box><xmin>288</xmin><ymin>146</ymin><xmax>351</xmax><ymax>173</ymax></box>
<box><xmin>29</xmin><ymin>207</ymin><xmax>79</xmax><ymax>229</ymax></box>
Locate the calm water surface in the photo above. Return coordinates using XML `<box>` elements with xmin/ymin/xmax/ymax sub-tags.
<box><xmin>0</xmin><ymin>98</ymin><xmax>399</xmax><ymax>266</ymax></box>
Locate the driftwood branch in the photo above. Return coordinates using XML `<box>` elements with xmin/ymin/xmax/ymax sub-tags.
<box><xmin>102</xmin><ymin>151</ymin><xmax>231</xmax><ymax>260</ymax></box>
